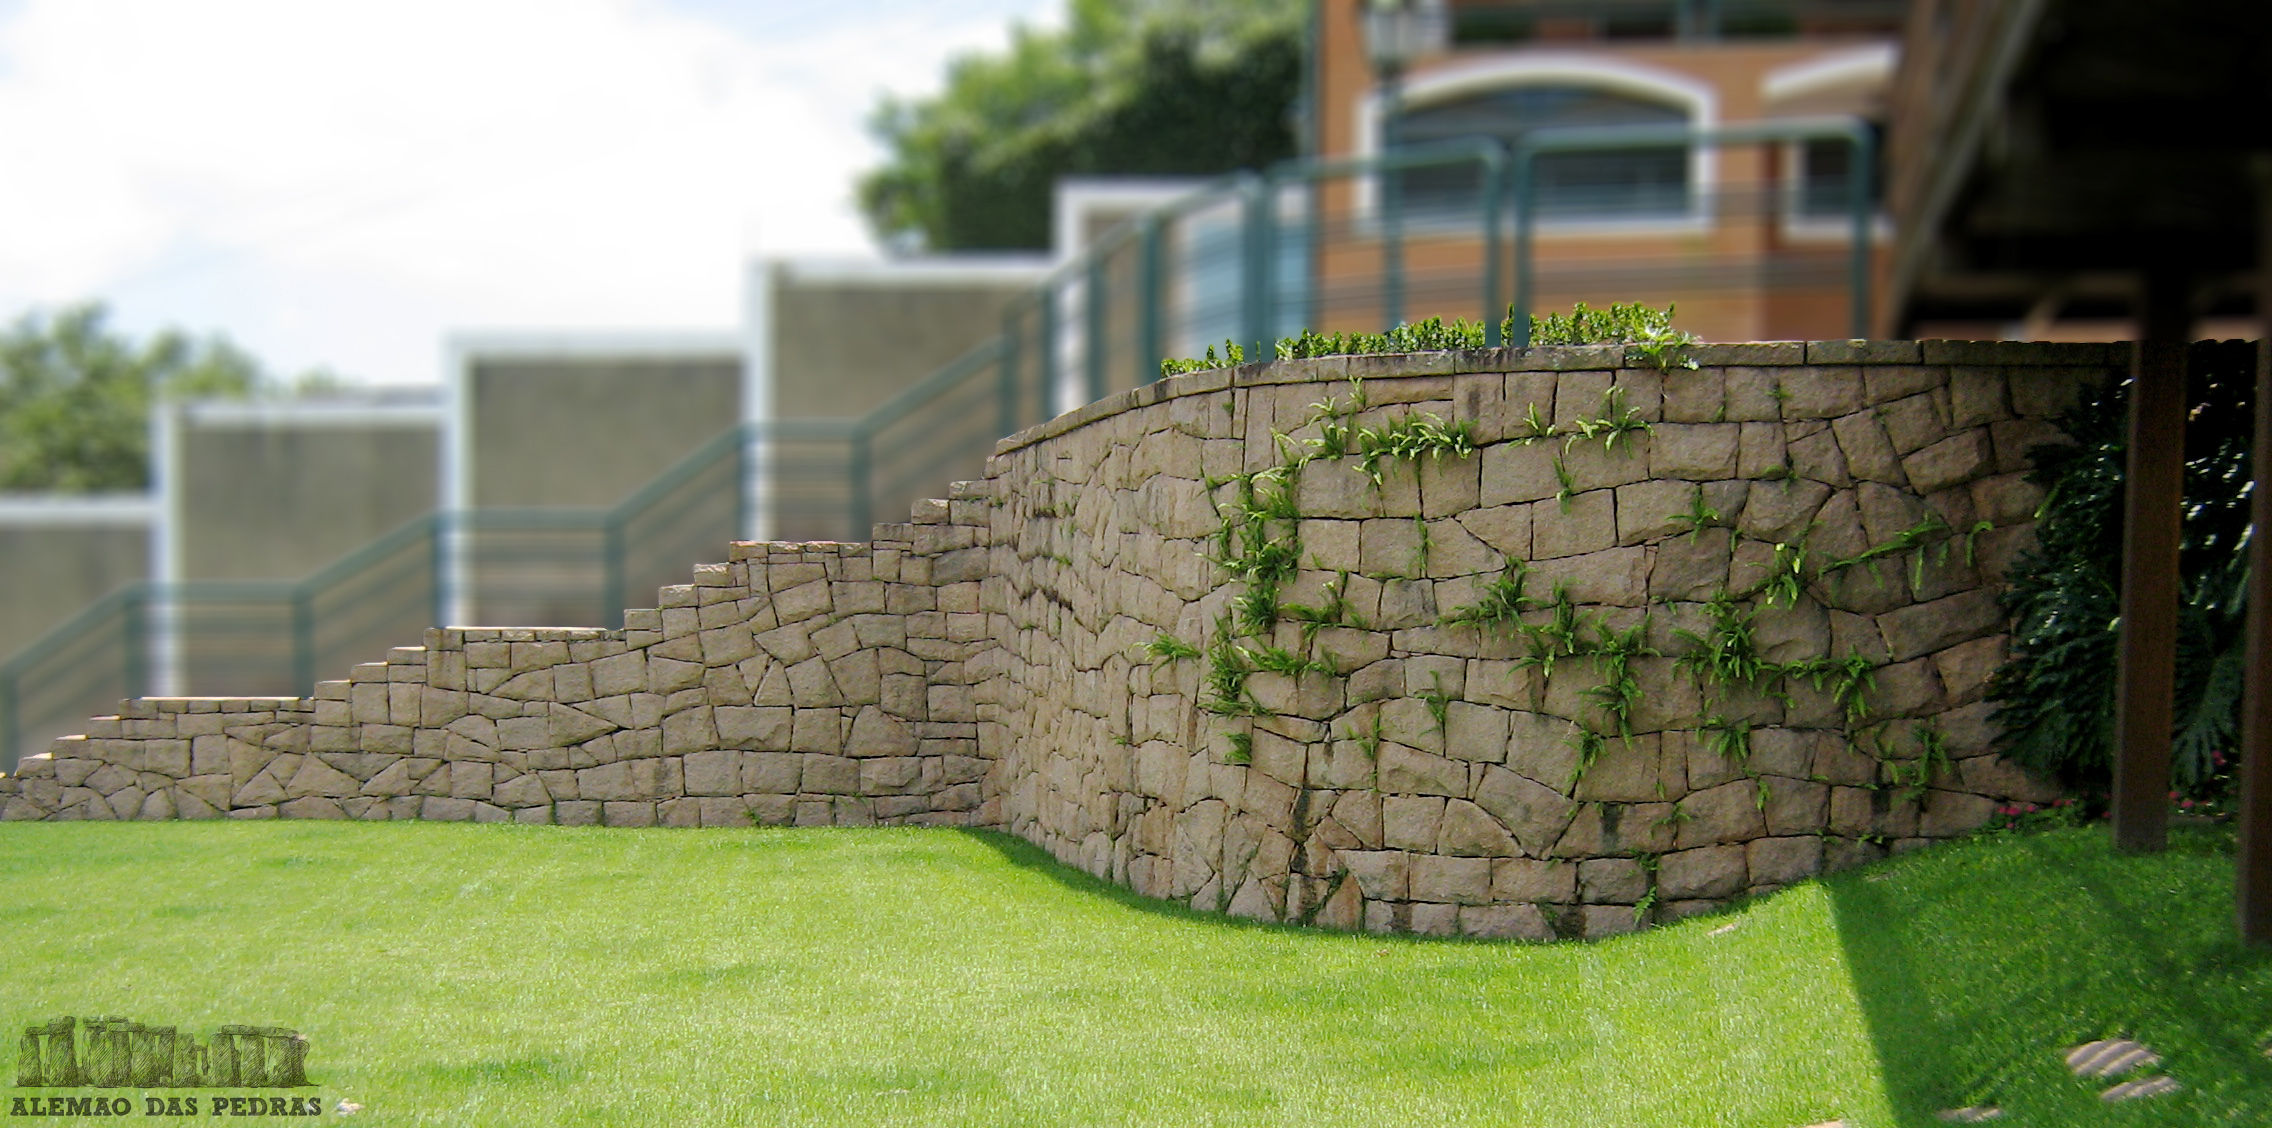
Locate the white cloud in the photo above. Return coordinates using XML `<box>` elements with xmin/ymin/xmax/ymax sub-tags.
<box><xmin>0</xmin><ymin>0</ymin><xmax>1057</xmax><ymax>384</ymax></box>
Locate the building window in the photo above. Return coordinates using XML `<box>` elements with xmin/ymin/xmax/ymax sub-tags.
<box><xmin>1792</xmin><ymin>127</ymin><xmax>1882</xmax><ymax>218</ymax></box>
<box><xmin>1390</xmin><ymin>84</ymin><xmax>1692</xmax><ymax>221</ymax></box>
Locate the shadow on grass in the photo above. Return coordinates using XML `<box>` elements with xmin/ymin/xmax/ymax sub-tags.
<box><xmin>948</xmin><ymin>827</ymin><xmax>1497</xmax><ymax>946</ymax></box>
<box><xmin>1825</xmin><ymin>826</ymin><xmax>2272</xmax><ymax>1125</ymax></box>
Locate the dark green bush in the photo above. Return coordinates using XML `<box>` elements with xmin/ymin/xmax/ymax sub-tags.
<box><xmin>1988</xmin><ymin>341</ymin><xmax>2257</xmax><ymax>799</ymax></box>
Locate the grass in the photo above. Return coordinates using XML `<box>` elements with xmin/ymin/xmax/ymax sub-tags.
<box><xmin>0</xmin><ymin>822</ymin><xmax>2266</xmax><ymax>1126</ymax></box>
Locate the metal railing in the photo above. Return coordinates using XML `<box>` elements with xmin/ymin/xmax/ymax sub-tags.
<box><xmin>3</xmin><ymin>119</ymin><xmax>1878</xmax><ymax>770</ymax></box>
<box><xmin>1000</xmin><ymin>118</ymin><xmax>1876</xmax><ymax>420</ymax></box>
<box><xmin>0</xmin><ymin>423</ymin><xmax>746</xmax><ymax>771</ymax></box>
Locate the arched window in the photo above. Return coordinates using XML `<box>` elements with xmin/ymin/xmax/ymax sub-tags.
<box><xmin>1387</xmin><ymin>78</ymin><xmax>1699</xmax><ymax>221</ymax></box>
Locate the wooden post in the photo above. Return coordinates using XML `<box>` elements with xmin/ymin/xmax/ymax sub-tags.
<box><xmin>2110</xmin><ymin>274</ymin><xmax>2189</xmax><ymax>854</ymax></box>
<box><xmin>2238</xmin><ymin>161</ymin><xmax>2272</xmax><ymax>943</ymax></box>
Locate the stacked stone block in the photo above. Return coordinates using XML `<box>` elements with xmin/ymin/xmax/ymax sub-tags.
<box><xmin>980</xmin><ymin>340</ymin><xmax>2099</xmax><ymax>939</ymax></box>
<box><xmin>1</xmin><ymin>341</ymin><xmax>2108</xmax><ymax>939</ymax></box>
<box><xmin>0</xmin><ymin>489</ymin><xmax>995</xmax><ymax>829</ymax></box>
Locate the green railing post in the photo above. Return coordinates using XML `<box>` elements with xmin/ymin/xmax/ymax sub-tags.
<box><xmin>428</xmin><ymin>513</ymin><xmax>448</xmax><ymax>629</ymax></box>
<box><xmin>1381</xmin><ymin>107</ymin><xmax>1405</xmax><ymax>329</ymax></box>
<box><xmin>999</xmin><ymin>310</ymin><xmax>1022</xmax><ymax>432</ymax></box>
<box><xmin>1138</xmin><ymin>217</ymin><xmax>1163</xmax><ymax>382</ymax></box>
<box><xmin>1481</xmin><ymin>146</ymin><xmax>1508</xmax><ymax>346</ymax></box>
<box><xmin>1036</xmin><ymin>290</ymin><xmax>1057</xmax><ymax>423</ymax></box>
<box><xmin>1241</xmin><ymin>175</ymin><xmax>1273</xmax><ymax>360</ymax></box>
<box><xmin>1848</xmin><ymin>127</ymin><xmax>1876</xmax><ymax>339</ymax></box>
<box><xmin>848</xmin><ymin>430</ymin><xmax>873</xmax><ymax>542</ymax></box>
<box><xmin>123</xmin><ymin>587</ymin><xmax>148</xmax><ymax>700</ymax></box>
<box><xmin>730</xmin><ymin>426</ymin><xmax>750</xmax><ymax>551</ymax></box>
<box><xmin>601</xmin><ymin>521</ymin><xmax>626</xmax><ymax>630</ymax></box>
<box><xmin>290</xmin><ymin>588</ymin><xmax>315</xmax><ymax>696</ymax></box>
<box><xmin>1509</xmin><ymin>144</ymin><xmax>1537</xmax><ymax>348</ymax></box>
<box><xmin>2</xmin><ymin>665</ymin><xmax>18</xmax><ymax>774</ymax></box>
<box><xmin>1085</xmin><ymin>254</ymin><xmax>1108</xmax><ymax>402</ymax></box>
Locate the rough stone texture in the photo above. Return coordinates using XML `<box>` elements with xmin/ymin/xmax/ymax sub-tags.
<box><xmin>0</xmin><ymin>344</ymin><xmax>2103</xmax><ymax>939</ymax></box>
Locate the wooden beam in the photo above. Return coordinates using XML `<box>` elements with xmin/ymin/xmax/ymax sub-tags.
<box><xmin>2239</xmin><ymin>332</ymin><xmax>2272</xmax><ymax>942</ymax></box>
<box><xmin>2110</xmin><ymin>277</ymin><xmax>2189</xmax><ymax>855</ymax></box>
<box><xmin>2237</xmin><ymin>162</ymin><xmax>2272</xmax><ymax>944</ymax></box>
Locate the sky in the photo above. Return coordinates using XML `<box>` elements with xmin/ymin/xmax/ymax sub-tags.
<box><xmin>0</xmin><ymin>0</ymin><xmax>1060</xmax><ymax>386</ymax></box>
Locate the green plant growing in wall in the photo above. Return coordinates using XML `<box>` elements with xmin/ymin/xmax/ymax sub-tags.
<box><xmin>1201</xmin><ymin>619</ymin><xmax>1265</xmax><ymax>717</ymax></box>
<box><xmin>1668</xmin><ymin>485</ymin><xmax>1721</xmax><ymax>543</ymax></box>
<box><xmin>1516</xmin><ymin>583</ymin><xmax>1587</xmax><ymax>679</ymax></box>
<box><xmin>1783</xmin><ymin>650</ymin><xmax>1878</xmax><ymax>727</ymax></box>
<box><xmin>1514</xmin><ymin>401</ymin><xmax>1556</xmax><ymax>444</ymax></box>
<box><xmin>1442</xmin><ymin>559</ymin><xmax>1537</xmax><ymax>628</ymax></box>
<box><xmin>1144</xmin><ymin>632</ymin><xmax>1201</xmax><ymax>662</ymax></box>
<box><xmin>1564</xmin><ymin>386</ymin><xmax>1653</xmax><ymax>453</ymax></box>
<box><xmin>1352</xmin><ymin>411</ymin><xmax>1478</xmax><ymax>486</ymax></box>
<box><xmin>1578</xmin><ymin>615</ymin><xmax>1655</xmax><ymax>745</ymax></box>
<box><xmin>1673</xmin><ymin>593</ymin><xmax>1776</xmax><ymax>700</ymax></box>
<box><xmin>1553</xmin><ymin>453</ymin><xmax>1577</xmax><ymax>512</ymax></box>
<box><xmin>1224</xmin><ymin>731</ymin><xmax>1254</xmax><ymax>765</ymax></box>
<box><xmin>1631</xmin><ymin>853</ymin><xmax>1663</xmax><ymax>921</ymax></box>
<box><xmin>1343</xmin><ymin>710</ymin><xmax>1384</xmax><ymax>759</ymax></box>
<box><xmin>1700</xmin><ymin>714</ymin><xmax>1753</xmax><ymax>766</ymax></box>
<box><xmin>1282</xmin><ymin>569</ymin><xmax>1362</xmax><ymax>642</ymax></box>
<box><xmin>1752</xmin><ymin>534</ymin><xmax>1813</xmax><ymax>609</ymax></box>
<box><xmin>1419</xmin><ymin>672</ymin><xmax>1451</xmax><ymax>734</ymax></box>
<box><xmin>1249</xmin><ymin>646</ymin><xmax>1334</xmax><ymax>678</ymax></box>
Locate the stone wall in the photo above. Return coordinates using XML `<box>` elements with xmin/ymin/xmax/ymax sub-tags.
<box><xmin>0</xmin><ymin>341</ymin><xmax>2116</xmax><ymax>939</ymax></box>
<box><xmin>0</xmin><ymin>501</ymin><xmax>996</xmax><ymax>831</ymax></box>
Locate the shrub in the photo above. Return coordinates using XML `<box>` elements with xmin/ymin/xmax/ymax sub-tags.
<box><xmin>1988</xmin><ymin>341</ymin><xmax>2256</xmax><ymax>800</ymax></box>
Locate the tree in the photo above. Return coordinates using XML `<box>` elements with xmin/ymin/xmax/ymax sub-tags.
<box><xmin>0</xmin><ymin>303</ymin><xmax>303</xmax><ymax>491</ymax></box>
<box><xmin>858</xmin><ymin>0</ymin><xmax>1306</xmax><ymax>252</ymax></box>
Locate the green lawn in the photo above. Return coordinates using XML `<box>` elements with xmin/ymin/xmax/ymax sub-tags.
<box><xmin>0</xmin><ymin>821</ymin><xmax>2266</xmax><ymax>1126</ymax></box>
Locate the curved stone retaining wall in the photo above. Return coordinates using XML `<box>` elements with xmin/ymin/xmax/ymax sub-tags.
<box><xmin>1</xmin><ymin>341</ymin><xmax>2115</xmax><ymax>939</ymax></box>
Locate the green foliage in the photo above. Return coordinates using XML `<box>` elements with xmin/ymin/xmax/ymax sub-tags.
<box><xmin>1351</xmin><ymin>411</ymin><xmax>1478</xmax><ymax>486</ymax></box>
<box><xmin>1552</xmin><ymin>453</ymin><xmax>1576</xmax><ymax>511</ymax></box>
<box><xmin>1342</xmin><ymin>711</ymin><xmax>1384</xmax><ymax>759</ymax></box>
<box><xmin>1442</xmin><ymin>559</ymin><xmax>1536</xmax><ymax>628</ymax></box>
<box><xmin>1224</xmin><ymin>731</ymin><xmax>1254</xmax><ymax>765</ymax></box>
<box><xmin>1668</xmin><ymin>484</ymin><xmax>1721</xmax><ymax>543</ymax></box>
<box><xmin>1989</xmin><ymin>343</ymin><xmax>2256</xmax><ymax>797</ymax></box>
<box><xmin>1248</xmin><ymin>645</ymin><xmax>1332</xmax><ymax>678</ymax></box>
<box><xmin>0</xmin><ymin>302</ymin><xmax>314</xmax><ymax>491</ymax></box>
<box><xmin>1201</xmin><ymin>619</ymin><xmax>1263</xmax><ymax>717</ymax></box>
<box><xmin>1568</xmin><ymin>729</ymin><xmax>1608</xmax><ymax>789</ymax></box>
<box><xmin>1143</xmin><ymin>632</ymin><xmax>1201</xmax><ymax>662</ymax></box>
<box><xmin>1281</xmin><ymin>570</ymin><xmax>1360</xmax><ymax>642</ymax></box>
<box><xmin>1161</xmin><ymin>340</ymin><xmax>1247</xmax><ymax>378</ymax></box>
<box><xmin>1527</xmin><ymin>301</ymin><xmax>1699</xmax><ymax>370</ymax></box>
<box><xmin>1162</xmin><ymin>303</ymin><xmax>1695</xmax><ymax>374</ymax></box>
<box><xmin>1578</xmin><ymin>616</ymin><xmax>1654</xmax><ymax>744</ymax></box>
<box><xmin>1419</xmin><ymin>672</ymin><xmax>1451</xmax><ymax>734</ymax></box>
<box><xmin>1631</xmin><ymin>853</ymin><xmax>1661</xmax><ymax>922</ymax></box>
<box><xmin>1818</xmin><ymin>515</ymin><xmax>1967</xmax><ymax>591</ymax></box>
<box><xmin>1562</xmin><ymin>386</ymin><xmax>1653</xmax><ymax>453</ymax></box>
<box><xmin>1274</xmin><ymin>316</ymin><xmax>1488</xmax><ymax>359</ymax></box>
<box><xmin>1783</xmin><ymin>651</ymin><xmax>1878</xmax><ymax>727</ymax></box>
<box><xmin>1752</xmin><ymin>535</ymin><xmax>1813</xmax><ymax>609</ymax></box>
<box><xmin>1516</xmin><ymin>583</ymin><xmax>1585</xmax><ymax>679</ymax></box>
<box><xmin>1513</xmin><ymin>401</ymin><xmax>1556</xmax><ymax>444</ymax></box>
<box><xmin>1876</xmin><ymin>723</ymin><xmax>1952</xmax><ymax>805</ymax></box>
<box><xmin>1673</xmin><ymin>593</ymin><xmax>1773</xmax><ymax>697</ymax></box>
<box><xmin>859</xmin><ymin>0</ymin><xmax>1303</xmax><ymax>252</ymax></box>
<box><xmin>1700</xmin><ymin>715</ymin><xmax>1753</xmax><ymax>766</ymax></box>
